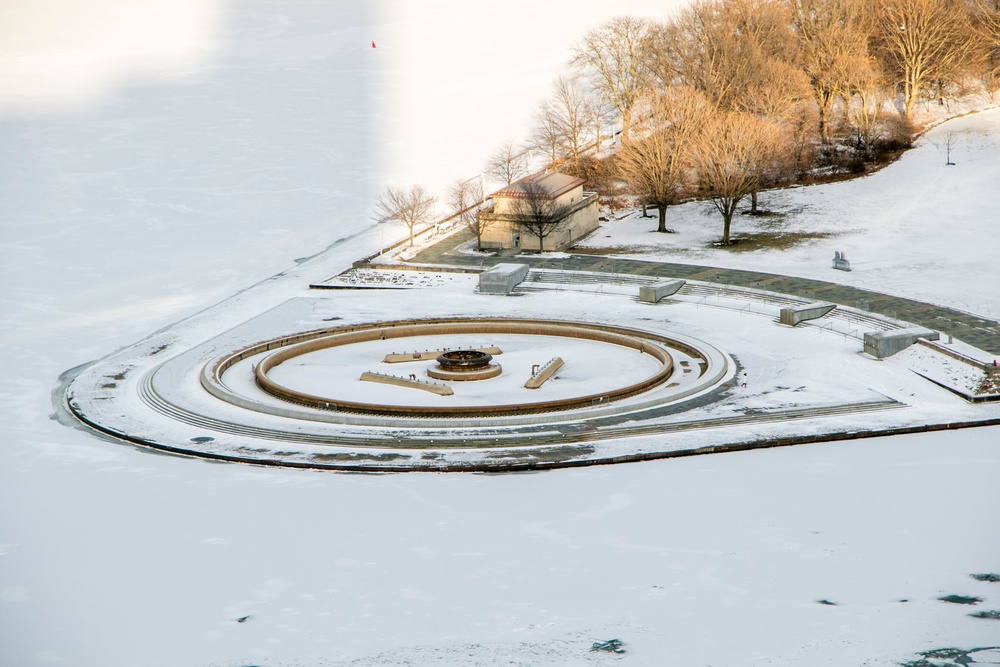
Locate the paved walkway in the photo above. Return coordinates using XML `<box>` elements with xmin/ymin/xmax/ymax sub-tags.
<box><xmin>407</xmin><ymin>230</ymin><xmax>1000</xmax><ymax>356</ymax></box>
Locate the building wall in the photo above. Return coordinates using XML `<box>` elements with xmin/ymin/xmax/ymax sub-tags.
<box><xmin>479</xmin><ymin>192</ymin><xmax>599</xmax><ymax>252</ymax></box>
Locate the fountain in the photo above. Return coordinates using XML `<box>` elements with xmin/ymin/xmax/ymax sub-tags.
<box><xmin>427</xmin><ymin>349</ymin><xmax>502</xmax><ymax>381</ymax></box>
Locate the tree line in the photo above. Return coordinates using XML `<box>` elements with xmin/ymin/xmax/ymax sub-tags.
<box><xmin>377</xmin><ymin>0</ymin><xmax>1000</xmax><ymax>249</ymax></box>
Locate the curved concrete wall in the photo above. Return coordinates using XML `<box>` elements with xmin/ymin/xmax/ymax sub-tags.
<box><xmin>252</xmin><ymin>319</ymin><xmax>674</xmax><ymax>417</ymax></box>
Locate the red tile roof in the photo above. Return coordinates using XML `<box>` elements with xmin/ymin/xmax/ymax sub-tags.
<box><xmin>491</xmin><ymin>171</ymin><xmax>586</xmax><ymax>200</ymax></box>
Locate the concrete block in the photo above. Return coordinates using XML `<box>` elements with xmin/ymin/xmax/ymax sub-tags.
<box><xmin>638</xmin><ymin>279</ymin><xmax>685</xmax><ymax>303</ymax></box>
<box><xmin>524</xmin><ymin>357</ymin><xmax>564</xmax><ymax>389</ymax></box>
<box><xmin>863</xmin><ymin>327</ymin><xmax>940</xmax><ymax>359</ymax></box>
<box><xmin>779</xmin><ymin>302</ymin><xmax>836</xmax><ymax>326</ymax></box>
<box><xmin>833</xmin><ymin>251</ymin><xmax>852</xmax><ymax>271</ymax></box>
<box><xmin>479</xmin><ymin>263</ymin><xmax>529</xmax><ymax>295</ymax></box>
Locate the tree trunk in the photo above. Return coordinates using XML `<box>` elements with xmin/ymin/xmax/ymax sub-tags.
<box><xmin>818</xmin><ymin>90</ymin><xmax>833</xmax><ymax>144</ymax></box>
<box><xmin>656</xmin><ymin>205</ymin><xmax>667</xmax><ymax>233</ymax></box>
<box><xmin>722</xmin><ymin>211</ymin><xmax>732</xmax><ymax>245</ymax></box>
<box><xmin>750</xmin><ymin>191</ymin><xmax>758</xmax><ymax>214</ymax></box>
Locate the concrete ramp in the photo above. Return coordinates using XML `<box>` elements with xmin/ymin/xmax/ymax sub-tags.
<box><xmin>638</xmin><ymin>280</ymin><xmax>685</xmax><ymax>303</ymax></box>
<box><xmin>779</xmin><ymin>302</ymin><xmax>836</xmax><ymax>326</ymax></box>
<box><xmin>479</xmin><ymin>263</ymin><xmax>529</xmax><ymax>295</ymax></box>
<box><xmin>863</xmin><ymin>327</ymin><xmax>939</xmax><ymax>359</ymax></box>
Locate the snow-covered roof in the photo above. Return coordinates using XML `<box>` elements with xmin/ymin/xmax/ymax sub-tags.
<box><xmin>491</xmin><ymin>171</ymin><xmax>586</xmax><ymax>199</ymax></box>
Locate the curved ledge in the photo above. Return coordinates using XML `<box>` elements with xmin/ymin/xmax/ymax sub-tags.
<box><xmin>252</xmin><ymin>318</ymin><xmax>674</xmax><ymax>417</ymax></box>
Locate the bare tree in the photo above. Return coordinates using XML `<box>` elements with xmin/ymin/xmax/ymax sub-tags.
<box><xmin>542</xmin><ymin>76</ymin><xmax>597</xmax><ymax>165</ymax></box>
<box><xmin>571</xmin><ymin>16</ymin><xmax>653</xmax><ymax>144</ymax></box>
<box><xmin>513</xmin><ymin>180</ymin><xmax>570</xmax><ymax>254</ymax></box>
<box><xmin>733</xmin><ymin>56</ymin><xmax>814</xmax><ymax>123</ymax></box>
<box><xmin>531</xmin><ymin>105</ymin><xmax>564</xmax><ymax>166</ymax></box>
<box><xmin>615</xmin><ymin>86</ymin><xmax>711</xmax><ymax>232</ymax></box>
<box><xmin>747</xmin><ymin>121</ymin><xmax>797</xmax><ymax>214</ymax></box>
<box><xmin>697</xmin><ymin>113</ymin><xmax>776</xmax><ymax>244</ymax></box>
<box><xmin>372</xmin><ymin>184</ymin><xmax>436</xmax><ymax>247</ymax></box>
<box><xmin>447</xmin><ymin>177</ymin><xmax>488</xmax><ymax>250</ymax></box>
<box><xmin>870</xmin><ymin>0</ymin><xmax>979</xmax><ymax>118</ymax></box>
<box><xmin>649</xmin><ymin>0</ymin><xmax>799</xmax><ymax>114</ymax></box>
<box><xmin>486</xmin><ymin>140</ymin><xmax>529</xmax><ymax>186</ymax></box>
<box><xmin>846</xmin><ymin>61</ymin><xmax>890</xmax><ymax>153</ymax></box>
<box><xmin>786</xmin><ymin>0</ymin><xmax>873</xmax><ymax>143</ymax></box>
<box><xmin>973</xmin><ymin>0</ymin><xmax>1000</xmax><ymax>93</ymax></box>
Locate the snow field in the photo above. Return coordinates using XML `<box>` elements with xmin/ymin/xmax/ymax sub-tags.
<box><xmin>1</xmin><ymin>0</ymin><xmax>998</xmax><ymax>665</ymax></box>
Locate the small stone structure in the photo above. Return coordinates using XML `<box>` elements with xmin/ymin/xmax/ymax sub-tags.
<box><xmin>863</xmin><ymin>327</ymin><xmax>939</xmax><ymax>358</ymax></box>
<box><xmin>359</xmin><ymin>371</ymin><xmax>453</xmax><ymax>395</ymax></box>
<box><xmin>638</xmin><ymin>280</ymin><xmax>685</xmax><ymax>304</ymax></box>
<box><xmin>779</xmin><ymin>302</ymin><xmax>837</xmax><ymax>326</ymax></box>
<box><xmin>832</xmin><ymin>251</ymin><xmax>852</xmax><ymax>271</ymax></box>
<box><xmin>524</xmin><ymin>357</ymin><xmax>564</xmax><ymax>389</ymax></box>
<box><xmin>479</xmin><ymin>263</ymin><xmax>529</xmax><ymax>295</ymax></box>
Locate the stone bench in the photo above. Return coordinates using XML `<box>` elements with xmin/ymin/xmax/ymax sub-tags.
<box><xmin>779</xmin><ymin>302</ymin><xmax>836</xmax><ymax>326</ymax></box>
<box><xmin>863</xmin><ymin>327</ymin><xmax>940</xmax><ymax>359</ymax></box>
<box><xmin>479</xmin><ymin>263</ymin><xmax>529</xmax><ymax>295</ymax></box>
<box><xmin>359</xmin><ymin>371</ymin><xmax>454</xmax><ymax>395</ymax></box>
<box><xmin>638</xmin><ymin>279</ymin><xmax>685</xmax><ymax>303</ymax></box>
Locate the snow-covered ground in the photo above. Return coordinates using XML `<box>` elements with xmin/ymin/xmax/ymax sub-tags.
<box><xmin>576</xmin><ymin>108</ymin><xmax>1000</xmax><ymax>320</ymax></box>
<box><xmin>2</xmin><ymin>1</ymin><xmax>999</xmax><ymax>666</ymax></box>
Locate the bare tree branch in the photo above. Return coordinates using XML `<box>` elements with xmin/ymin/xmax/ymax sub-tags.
<box><xmin>372</xmin><ymin>184</ymin><xmax>436</xmax><ymax>247</ymax></box>
<box><xmin>485</xmin><ymin>141</ymin><xmax>529</xmax><ymax>186</ymax></box>
<box><xmin>615</xmin><ymin>86</ymin><xmax>711</xmax><ymax>232</ymax></box>
<box><xmin>448</xmin><ymin>177</ymin><xmax>488</xmax><ymax>250</ymax></box>
<box><xmin>571</xmin><ymin>16</ymin><xmax>653</xmax><ymax>144</ymax></box>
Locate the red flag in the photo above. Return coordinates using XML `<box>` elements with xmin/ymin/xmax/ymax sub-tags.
<box><xmin>371</xmin><ymin>41</ymin><xmax>376</xmax><ymax>48</ymax></box>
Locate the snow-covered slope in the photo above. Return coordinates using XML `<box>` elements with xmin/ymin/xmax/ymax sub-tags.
<box><xmin>577</xmin><ymin>108</ymin><xmax>1000</xmax><ymax>319</ymax></box>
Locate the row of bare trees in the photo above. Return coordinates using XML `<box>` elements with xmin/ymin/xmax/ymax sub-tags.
<box><xmin>376</xmin><ymin>0</ymin><xmax>999</xmax><ymax>250</ymax></box>
<box><xmin>535</xmin><ymin>0</ymin><xmax>998</xmax><ymax>242</ymax></box>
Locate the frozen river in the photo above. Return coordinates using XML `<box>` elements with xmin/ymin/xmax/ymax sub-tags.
<box><xmin>2</xmin><ymin>1</ymin><xmax>998</xmax><ymax>665</ymax></box>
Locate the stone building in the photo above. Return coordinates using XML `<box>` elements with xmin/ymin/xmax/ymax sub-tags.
<box><xmin>477</xmin><ymin>172</ymin><xmax>599</xmax><ymax>252</ymax></box>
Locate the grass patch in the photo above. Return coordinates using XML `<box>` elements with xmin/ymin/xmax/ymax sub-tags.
<box><xmin>900</xmin><ymin>646</ymin><xmax>1000</xmax><ymax>667</ymax></box>
<box><xmin>969</xmin><ymin>610</ymin><xmax>1000</xmax><ymax>620</ymax></box>
<box><xmin>712</xmin><ymin>231</ymin><xmax>835</xmax><ymax>253</ymax></box>
<box><xmin>937</xmin><ymin>594</ymin><xmax>982</xmax><ymax>605</ymax></box>
<box><xmin>971</xmin><ymin>573</ymin><xmax>1000</xmax><ymax>583</ymax></box>
<box><xmin>568</xmin><ymin>245</ymin><xmax>650</xmax><ymax>255</ymax></box>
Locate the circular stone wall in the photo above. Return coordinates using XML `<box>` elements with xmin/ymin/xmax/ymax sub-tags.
<box><xmin>253</xmin><ymin>319</ymin><xmax>674</xmax><ymax>417</ymax></box>
<box><xmin>201</xmin><ymin>317</ymin><xmax>731</xmax><ymax>428</ymax></box>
